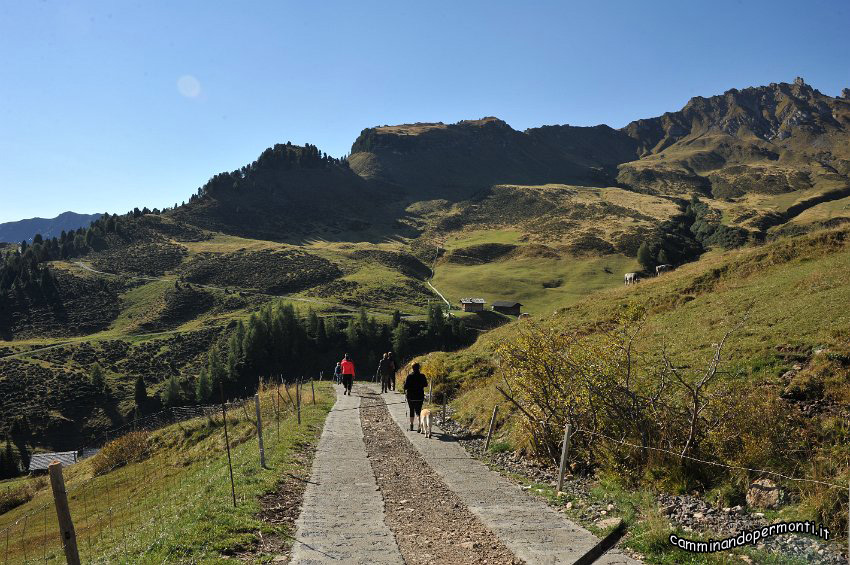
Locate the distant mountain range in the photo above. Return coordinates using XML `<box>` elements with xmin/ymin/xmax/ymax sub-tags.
<box><xmin>0</xmin><ymin>211</ymin><xmax>102</xmax><ymax>243</ymax></box>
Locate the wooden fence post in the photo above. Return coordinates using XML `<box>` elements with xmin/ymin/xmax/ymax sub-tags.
<box><xmin>48</xmin><ymin>461</ymin><xmax>81</xmax><ymax>565</ymax></box>
<box><xmin>276</xmin><ymin>381</ymin><xmax>280</xmax><ymax>441</ymax></box>
<box><xmin>311</xmin><ymin>380</ymin><xmax>316</xmax><ymax>405</ymax></box>
<box><xmin>220</xmin><ymin>383</ymin><xmax>236</xmax><ymax>507</ymax></box>
<box><xmin>296</xmin><ymin>381</ymin><xmax>301</xmax><ymax>425</ymax></box>
<box><xmin>254</xmin><ymin>393</ymin><xmax>266</xmax><ymax>468</ymax></box>
<box><xmin>484</xmin><ymin>406</ymin><xmax>498</xmax><ymax>452</ymax></box>
<box><xmin>284</xmin><ymin>382</ymin><xmax>295</xmax><ymax>409</ymax></box>
<box><xmin>557</xmin><ymin>423</ymin><xmax>572</xmax><ymax>494</ymax></box>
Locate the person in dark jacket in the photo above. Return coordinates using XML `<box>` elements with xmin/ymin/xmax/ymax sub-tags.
<box><xmin>403</xmin><ymin>363</ymin><xmax>428</xmax><ymax>431</ymax></box>
<box><xmin>378</xmin><ymin>353</ymin><xmax>395</xmax><ymax>393</ymax></box>
<box><xmin>386</xmin><ymin>352</ymin><xmax>397</xmax><ymax>391</ymax></box>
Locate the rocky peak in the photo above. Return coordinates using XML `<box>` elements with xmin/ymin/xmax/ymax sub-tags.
<box><xmin>841</xmin><ymin>88</ymin><xmax>850</xmax><ymax>100</ymax></box>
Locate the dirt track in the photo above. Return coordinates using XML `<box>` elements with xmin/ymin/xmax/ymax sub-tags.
<box><xmin>359</xmin><ymin>388</ymin><xmax>522</xmax><ymax>564</ymax></box>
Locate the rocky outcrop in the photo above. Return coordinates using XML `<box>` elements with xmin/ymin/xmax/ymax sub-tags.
<box><xmin>351</xmin><ymin>80</ymin><xmax>850</xmax><ymax>205</ymax></box>
<box><xmin>349</xmin><ymin>118</ymin><xmax>636</xmax><ymax>197</ymax></box>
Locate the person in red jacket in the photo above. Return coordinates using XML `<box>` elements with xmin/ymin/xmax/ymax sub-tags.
<box><xmin>340</xmin><ymin>353</ymin><xmax>355</xmax><ymax>395</ymax></box>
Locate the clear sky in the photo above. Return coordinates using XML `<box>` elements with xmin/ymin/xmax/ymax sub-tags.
<box><xmin>1</xmin><ymin>0</ymin><xmax>848</xmax><ymax>223</ymax></box>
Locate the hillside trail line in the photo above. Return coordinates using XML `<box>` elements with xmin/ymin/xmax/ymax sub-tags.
<box><xmin>373</xmin><ymin>383</ymin><xmax>641</xmax><ymax>564</ymax></box>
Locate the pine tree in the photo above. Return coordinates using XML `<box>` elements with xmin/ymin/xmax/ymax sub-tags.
<box><xmin>207</xmin><ymin>347</ymin><xmax>226</xmax><ymax>398</ymax></box>
<box><xmin>134</xmin><ymin>375</ymin><xmax>148</xmax><ymax>413</ymax></box>
<box><xmin>2</xmin><ymin>439</ymin><xmax>18</xmax><ymax>478</ymax></box>
<box><xmin>391</xmin><ymin>310</ymin><xmax>402</xmax><ymax>328</ymax></box>
<box><xmin>637</xmin><ymin>242</ymin><xmax>655</xmax><ymax>271</ymax></box>
<box><xmin>307</xmin><ymin>310</ymin><xmax>320</xmax><ymax>337</ymax></box>
<box><xmin>163</xmin><ymin>375</ymin><xmax>182</xmax><ymax>407</ymax></box>
<box><xmin>392</xmin><ymin>322</ymin><xmax>411</xmax><ymax>363</ymax></box>
<box><xmin>316</xmin><ymin>317</ymin><xmax>327</xmax><ymax>346</ymax></box>
<box><xmin>196</xmin><ymin>368</ymin><xmax>212</xmax><ymax>403</ymax></box>
<box><xmin>89</xmin><ymin>364</ymin><xmax>106</xmax><ymax>393</ymax></box>
<box><xmin>657</xmin><ymin>249</ymin><xmax>670</xmax><ymax>265</ymax></box>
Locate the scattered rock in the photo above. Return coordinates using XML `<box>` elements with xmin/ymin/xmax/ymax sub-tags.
<box><xmin>596</xmin><ymin>518</ymin><xmax>621</xmax><ymax>529</ymax></box>
<box><xmin>746</xmin><ymin>478</ymin><xmax>785</xmax><ymax>509</ymax></box>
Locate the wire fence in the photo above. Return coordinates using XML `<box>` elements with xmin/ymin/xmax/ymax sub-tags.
<box><xmin>569</xmin><ymin>426</ymin><xmax>847</xmax><ymax>490</ymax></box>
<box><xmin>0</xmin><ymin>377</ymin><xmax>318</xmax><ymax>564</ymax></box>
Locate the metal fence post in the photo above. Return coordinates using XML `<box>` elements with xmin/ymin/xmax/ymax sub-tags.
<box><xmin>49</xmin><ymin>461</ymin><xmax>81</xmax><ymax>565</ymax></box>
<box><xmin>557</xmin><ymin>423</ymin><xmax>572</xmax><ymax>494</ymax></box>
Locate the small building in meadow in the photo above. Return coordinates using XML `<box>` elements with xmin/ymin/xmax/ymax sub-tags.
<box><xmin>28</xmin><ymin>451</ymin><xmax>78</xmax><ymax>473</ymax></box>
<box><xmin>492</xmin><ymin>300</ymin><xmax>523</xmax><ymax>316</ymax></box>
<box><xmin>460</xmin><ymin>298</ymin><xmax>486</xmax><ymax>312</ymax></box>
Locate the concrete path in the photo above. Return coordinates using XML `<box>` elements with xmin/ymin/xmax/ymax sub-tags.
<box><xmin>378</xmin><ymin>385</ymin><xmax>640</xmax><ymax>565</ymax></box>
<box><xmin>289</xmin><ymin>386</ymin><xmax>404</xmax><ymax>564</ymax></box>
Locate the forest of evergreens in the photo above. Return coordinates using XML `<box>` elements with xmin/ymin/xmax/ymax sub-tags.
<box><xmin>162</xmin><ymin>303</ymin><xmax>471</xmax><ymax>407</ymax></box>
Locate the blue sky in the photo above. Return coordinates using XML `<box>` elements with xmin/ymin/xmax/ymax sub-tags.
<box><xmin>0</xmin><ymin>0</ymin><xmax>848</xmax><ymax>223</ymax></box>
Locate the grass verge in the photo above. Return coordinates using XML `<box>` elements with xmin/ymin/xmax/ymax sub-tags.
<box><xmin>0</xmin><ymin>382</ymin><xmax>333</xmax><ymax>563</ymax></box>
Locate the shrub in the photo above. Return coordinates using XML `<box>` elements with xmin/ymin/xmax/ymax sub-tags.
<box><xmin>91</xmin><ymin>431</ymin><xmax>151</xmax><ymax>476</ymax></box>
<box><xmin>489</xmin><ymin>441</ymin><xmax>512</xmax><ymax>454</ymax></box>
<box><xmin>0</xmin><ymin>482</ymin><xmax>36</xmax><ymax>514</ymax></box>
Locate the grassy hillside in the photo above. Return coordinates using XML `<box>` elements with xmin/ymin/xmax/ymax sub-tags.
<box><xmin>0</xmin><ymin>382</ymin><xmax>333</xmax><ymax>563</ymax></box>
<box><xmin>417</xmin><ymin>227</ymin><xmax>850</xmax><ymax>534</ymax></box>
<box><xmin>433</xmin><ymin>247</ymin><xmax>638</xmax><ymax>314</ymax></box>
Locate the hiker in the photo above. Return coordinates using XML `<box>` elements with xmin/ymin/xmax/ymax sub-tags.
<box><xmin>340</xmin><ymin>354</ymin><xmax>355</xmax><ymax>395</ymax></box>
<box><xmin>386</xmin><ymin>351</ymin><xmax>397</xmax><ymax>391</ymax></box>
<box><xmin>333</xmin><ymin>361</ymin><xmax>342</xmax><ymax>385</ymax></box>
<box><xmin>404</xmin><ymin>363</ymin><xmax>428</xmax><ymax>431</ymax></box>
<box><xmin>377</xmin><ymin>353</ymin><xmax>393</xmax><ymax>393</ymax></box>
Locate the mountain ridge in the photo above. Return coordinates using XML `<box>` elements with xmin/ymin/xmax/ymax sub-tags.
<box><xmin>0</xmin><ymin>211</ymin><xmax>102</xmax><ymax>243</ymax></box>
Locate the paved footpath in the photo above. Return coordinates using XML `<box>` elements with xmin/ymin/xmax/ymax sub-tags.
<box><xmin>289</xmin><ymin>385</ymin><xmax>404</xmax><ymax>564</ymax></box>
<box><xmin>378</xmin><ymin>385</ymin><xmax>641</xmax><ymax>565</ymax></box>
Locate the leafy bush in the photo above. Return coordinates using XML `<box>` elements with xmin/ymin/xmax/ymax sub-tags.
<box><xmin>0</xmin><ymin>477</ymin><xmax>45</xmax><ymax>514</ymax></box>
<box><xmin>489</xmin><ymin>441</ymin><xmax>512</xmax><ymax>454</ymax></box>
<box><xmin>91</xmin><ymin>431</ymin><xmax>151</xmax><ymax>476</ymax></box>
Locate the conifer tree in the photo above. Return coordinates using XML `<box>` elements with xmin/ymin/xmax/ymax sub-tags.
<box><xmin>89</xmin><ymin>364</ymin><xmax>107</xmax><ymax>394</ymax></box>
<box><xmin>196</xmin><ymin>368</ymin><xmax>212</xmax><ymax>403</ymax></box>
<box><xmin>637</xmin><ymin>242</ymin><xmax>655</xmax><ymax>271</ymax></box>
<box><xmin>134</xmin><ymin>375</ymin><xmax>148</xmax><ymax>413</ymax></box>
<box><xmin>163</xmin><ymin>375</ymin><xmax>182</xmax><ymax>407</ymax></box>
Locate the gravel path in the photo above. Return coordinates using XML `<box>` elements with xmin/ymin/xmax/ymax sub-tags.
<box><xmin>377</xmin><ymin>385</ymin><xmax>640</xmax><ymax>565</ymax></box>
<box><xmin>359</xmin><ymin>388</ymin><xmax>523</xmax><ymax>564</ymax></box>
<box><xmin>289</xmin><ymin>385</ymin><xmax>404</xmax><ymax>564</ymax></box>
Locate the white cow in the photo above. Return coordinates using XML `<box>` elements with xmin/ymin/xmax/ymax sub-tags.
<box><xmin>624</xmin><ymin>272</ymin><xmax>638</xmax><ymax>285</ymax></box>
<box><xmin>656</xmin><ymin>264</ymin><xmax>673</xmax><ymax>276</ymax></box>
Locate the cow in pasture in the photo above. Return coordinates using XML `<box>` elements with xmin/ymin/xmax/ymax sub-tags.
<box><xmin>624</xmin><ymin>272</ymin><xmax>637</xmax><ymax>285</ymax></box>
<box><xmin>656</xmin><ymin>264</ymin><xmax>673</xmax><ymax>276</ymax></box>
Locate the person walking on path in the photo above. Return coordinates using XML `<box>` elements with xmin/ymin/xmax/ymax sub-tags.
<box><xmin>333</xmin><ymin>361</ymin><xmax>342</xmax><ymax>385</ymax></box>
<box><xmin>378</xmin><ymin>353</ymin><xmax>393</xmax><ymax>394</ymax></box>
<box><xmin>386</xmin><ymin>352</ymin><xmax>397</xmax><ymax>391</ymax></box>
<box><xmin>340</xmin><ymin>354</ymin><xmax>355</xmax><ymax>395</ymax></box>
<box><xmin>404</xmin><ymin>363</ymin><xmax>428</xmax><ymax>432</ymax></box>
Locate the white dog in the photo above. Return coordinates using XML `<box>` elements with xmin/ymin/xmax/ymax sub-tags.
<box><xmin>418</xmin><ymin>408</ymin><xmax>432</xmax><ymax>438</ymax></box>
